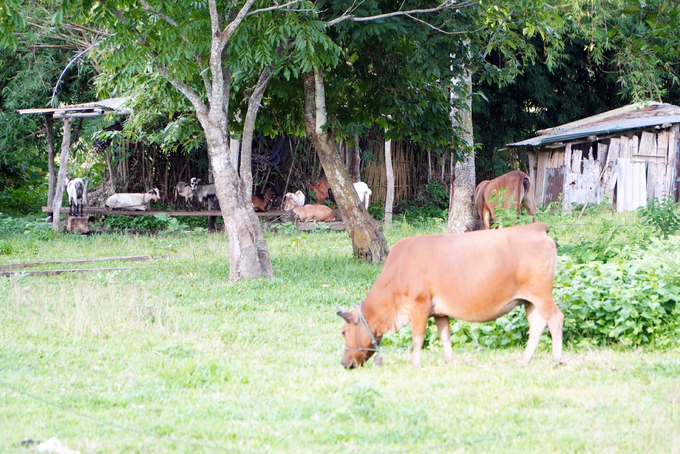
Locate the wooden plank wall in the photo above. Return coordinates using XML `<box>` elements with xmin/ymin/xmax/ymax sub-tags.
<box><xmin>534</xmin><ymin>126</ymin><xmax>680</xmax><ymax>210</ymax></box>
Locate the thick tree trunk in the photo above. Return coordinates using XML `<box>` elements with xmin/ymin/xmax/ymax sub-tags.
<box><xmin>52</xmin><ymin>118</ymin><xmax>72</xmax><ymax>232</ymax></box>
<box><xmin>447</xmin><ymin>70</ymin><xmax>475</xmax><ymax>234</ymax></box>
<box><xmin>200</xmin><ymin>115</ymin><xmax>274</xmax><ymax>280</ymax></box>
<box><xmin>384</xmin><ymin>137</ymin><xmax>395</xmax><ymax>226</ymax></box>
<box><xmin>303</xmin><ymin>69</ymin><xmax>388</xmax><ymax>262</ymax></box>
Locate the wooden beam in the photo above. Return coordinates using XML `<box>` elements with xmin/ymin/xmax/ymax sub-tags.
<box><xmin>0</xmin><ymin>255</ymin><xmax>156</xmax><ymax>272</ymax></box>
<box><xmin>0</xmin><ymin>266</ymin><xmax>152</xmax><ymax>278</ymax></box>
<box><xmin>41</xmin><ymin>207</ymin><xmax>288</xmax><ymax>217</ymax></box>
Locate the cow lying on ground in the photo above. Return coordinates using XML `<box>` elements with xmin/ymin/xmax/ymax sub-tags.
<box><xmin>283</xmin><ymin>195</ymin><xmax>335</xmax><ymax>222</ymax></box>
<box><xmin>105</xmin><ymin>188</ymin><xmax>160</xmax><ymax>211</ymax></box>
<box><xmin>284</xmin><ymin>190</ymin><xmax>306</xmax><ymax>207</ymax></box>
<box><xmin>473</xmin><ymin>170</ymin><xmax>537</xmax><ymax>230</ymax></box>
<box><xmin>337</xmin><ymin>223</ymin><xmax>563</xmax><ymax>368</ymax></box>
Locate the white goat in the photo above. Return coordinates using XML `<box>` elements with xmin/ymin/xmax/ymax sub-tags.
<box><xmin>353</xmin><ymin>182</ymin><xmax>372</xmax><ymax>210</ymax></box>
<box><xmin>105</xmin><ymin>188</ymin><xmax>160</xmax><ymax>211</ymax></box>
<box><xmin>174</xmin><ymin>181</ymin><xmax>194</xmax><ymax>210</ymax></box>
<box><xmin>190</xmin><ymin>177</ymin><xmax>218</xmax><ymax>210</ymax></box>
<box><xmin>65</xmin><ymin>176</ymin><xmax>87</xmax><ymax>216</ymax></box>
<box><xmin>284</xmin><ymin>190</ymin><xmax>306</xmax><ymax>207</ymax></box>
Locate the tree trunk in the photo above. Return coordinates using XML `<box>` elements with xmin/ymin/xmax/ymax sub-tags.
<box><xmin>52</xmin><ymin>118</ymin><xmax>72</xmax><ymax>232</ymax></box>
<box><xmin>303</xmin><ymin>69</ymin><xmax>389</xmax><ymax>262</ymax></box>
<box><xmin>200</xmin><ymin>115</ymin><xmax>274</xmax><ymax>280</ymax></box>
<box><xmin>240</xmin><ymin>64</ymin><xmax>276</xmax><ymax>199</ymax></box>
<box><xmin>384</xmin><ymin>137</ymin><xmax>395</xmax><ymax>226</ymax></box>
<box><xmin>447</xmin><ymin>69</ymin><xmax>475</xmax><ymax>234</ymax></box>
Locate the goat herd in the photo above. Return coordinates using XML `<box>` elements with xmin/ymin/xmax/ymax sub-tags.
<box><xmin>64</xmin><ymin>175</ymin><xmax>373</xmax><ymax>224</ymax></box>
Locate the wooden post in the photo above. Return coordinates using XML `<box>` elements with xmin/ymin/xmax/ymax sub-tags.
<box><xmin>207</xmin><ymin>158</ymin><xmax>217</xmax><ymax>231</ymax></box>
<box><xmin>52</xmin><ymin>118</ymin><xmax>72</xmax><ymax>232</ymax></box>
<box><xmin>349</xmin><ymin>134</ymin><xmax>361</xmax><ymax>181</ymax></box>
<box><xmin>45</xmin><ymin>114</ymin><xmax>56</xmax><ymax>218</ymax></box>
<box><xmin>384</xmin><ymin>136</ymin><xmax>394</xmax><ymax>226</ymax></box>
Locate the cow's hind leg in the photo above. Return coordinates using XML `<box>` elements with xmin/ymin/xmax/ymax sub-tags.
<box><xmin>434</xmin><ymin>316</ymin><xmax>453</xmax><ymax>363</ymax></box>
<box><xmin>410</xmin><ymin>300</ymin><xmax>431</xmax><ymax>367</ymax></box>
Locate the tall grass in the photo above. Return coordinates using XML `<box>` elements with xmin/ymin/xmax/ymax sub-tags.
<box><xmin>1</xmin><ymin>210</ymin><xmax>679</xmax><ymax>453</ymax></box>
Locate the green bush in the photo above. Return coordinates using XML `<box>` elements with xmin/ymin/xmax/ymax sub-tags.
<box><xmin>556</xmin><ymin>253</ymin><xmax>680</xmax><ymax>346</ymax></box>
<box><xmin>0</xmin><ymin>184</ymin><xmax>47</xmax><ymax>215</ymax></box>
<box><xmin>383</xmin><ymin>224</ymin><xmax>680</xmax><ymax>352</ymax></box>
<box><xmin>396</xmin><ymin>181</ymin><xmax>449</xmax><ymax>224</ymax></box>
<box><xmin>0</xmin><ymin>213</ymin><xmax>56</xmax><ymax>240</ymax></box>
<box><xmin>638</xmin><ymin>195</ymin><xmax>680</xmax><ymax>239</ymax></box>
<box><xmin>488</xmin><ymin>188</ymin><xmax>534</xmax><ymax>228</ymax></box>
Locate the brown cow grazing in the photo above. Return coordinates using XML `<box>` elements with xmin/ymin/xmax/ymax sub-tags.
<box><xmin>306</xmin><ymin>180</ymin><xmax>331</xmax><ymax>205</ymax></box>
<box><xmin>337</xmin><ymin>223</ymin><xmax>563</xmax><ymax>368</ymax></box>
<box><xmin>283</xmin><ymin>195</ymin><xmax>335</xmax><ymax>222</ymax></box>
<box><xmin>473</xmin><ymin>170</ymin><xmax>537</xmax><ymax>230</ymax></box>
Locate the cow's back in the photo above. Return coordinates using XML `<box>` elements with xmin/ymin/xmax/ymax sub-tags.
<box><xmin>370</xmin><ymin>223</ymin><xmax>556</xmax><ymax>322</ymax></box>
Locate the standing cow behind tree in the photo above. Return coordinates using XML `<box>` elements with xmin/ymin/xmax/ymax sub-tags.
<box><xmin>472</xmin><ymin>170</ymin><xmax>537</xmax><ymax>230</ymax></box>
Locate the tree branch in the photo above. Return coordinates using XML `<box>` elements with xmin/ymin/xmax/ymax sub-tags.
<box><xmin>404</xmin><ymin>13</ymin><xmax>477</xmax><ymax>34</ymax></box>
<box><xmin>245</xmin><ymin>0</ymin><xmax>306</xmax><ymax>17</ymax></box>
<box><xmin>220</xmin><ymin>0</ymin><xmax>259</xmax><ymax>46</ymax></box>
<box><xmin>138</xmin><ymin>0</ymin><xmax>211</xmax><ymax>97</ymax></box>
<box><xmin>327</xmin><ymin>0</ymin><xmax>474</xmax><ymax>27</ymax></box>
<box><xmin>108</xmin><ymin>4</ymin><xmax>208</xmax><ymax>118</ymax></box>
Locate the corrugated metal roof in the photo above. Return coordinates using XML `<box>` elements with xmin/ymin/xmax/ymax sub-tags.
<box><xmin>508</xmin><ymin>102</ymin><xmax>680</xmax><ymax>148</ymax></box>
<box><xmin>16</xmin><ymin>97</ymin><xmax>131</xmax><ymax>118</ymax></box>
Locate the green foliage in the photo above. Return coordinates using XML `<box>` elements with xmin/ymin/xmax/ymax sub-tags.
<box><xmin>395</xmin><ymin>180</ymin><xmax>449</xmax><ymax>224</ymax></box>
<box><xmin>488</xmin><ymin>188</ymin><xmax>534</xmax><ymax>228</ymax></box>
<box><xmin>638</xmin><ymin>195</ymin><xmax>680</xmax><ymax>239</ymax></box>
<box><xmin>0</xmin><ymin>184</ymin><xmax>47</xmax><ymax>215</ymax></box>
<box><xmin>0</xmin><ymin>213</ymin><xmax>56</xmax><ymax>240</ymax></box>
<box><xmin>558</xmin><ymin>218</ymin><xmax>639</xmax><ymax>264</ymax></box>
<box><xmin>556</xmin><ymin>253</ymin><xmax>680</xmax><ymax>347</ymax></box>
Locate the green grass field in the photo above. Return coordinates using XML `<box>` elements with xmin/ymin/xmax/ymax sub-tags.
<box><xmin>2</xmin><ymin>213</ymin><xmax>680</xmax><ymax>453</ymax></box>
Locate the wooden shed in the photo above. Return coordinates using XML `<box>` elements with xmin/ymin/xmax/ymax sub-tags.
<box><xmin>507</xmin><ymin>102</ymin><xmax>680</xmax><ymax>211</ymax></box>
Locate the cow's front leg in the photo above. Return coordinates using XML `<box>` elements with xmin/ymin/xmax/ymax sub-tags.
<box><xmin>410</xmin><ymin>303</ymin><xmax>430</xmax><ymax>367</ymax></box>
<box><xmin>434</xmin><ymin>316</ymin><xmax>453</xmax><ymax>363</ymax></box>
<box><xmin>522</xmin><ymin>303</ymin><xmax>547</xmax><ymax>364</ymax></box>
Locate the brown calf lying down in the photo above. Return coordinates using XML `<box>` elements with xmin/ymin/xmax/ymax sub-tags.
<box><xmin>337</xmin><ymin>223</ymin><xmax>563</xmax><ymax>368</ymax></box>
<box><xmin>283</xmin><ymin>196</ymin><xmax>335</xmax><ymax>222</ymax></box>
<box><xmin>306</xmin><ymin>180</ymin><xmax>331</xmax><ymax>205</ymax></box>
<box><xmin>473</xmin><ymin>170</ymin><xmax>537</xmax><ymax>230</ymax></box>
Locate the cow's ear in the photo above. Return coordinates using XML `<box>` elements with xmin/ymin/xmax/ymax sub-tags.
<box><xmin>337</xmin><ymin>310</ymin><xmax>359</xmax><ymax>324</ymax></box>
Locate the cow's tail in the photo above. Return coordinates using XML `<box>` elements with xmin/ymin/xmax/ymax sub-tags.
<box><xmin>465</xmin><ymin>220</ymin><xmax>484</xmax><ymax>232</ymax></box>
<box><xmin>522</xmin><ymin>177</ymin><xmax>530</xmax><ymax>193</ymax></box>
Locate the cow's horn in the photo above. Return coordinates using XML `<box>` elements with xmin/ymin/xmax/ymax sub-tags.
<box><xmin>335</xmin><ymin>303</ymin><xmax>346</xmax><ymax>313</ymax></box>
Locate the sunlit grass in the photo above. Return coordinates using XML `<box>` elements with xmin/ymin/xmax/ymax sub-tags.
<box><xmin>1</xmin><ymin>213</ymin><xmax>680</xmax><ymax>453</ymax></box>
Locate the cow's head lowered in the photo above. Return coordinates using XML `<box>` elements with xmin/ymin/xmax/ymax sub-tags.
<box><xmin>337</xmin><ymin>303</ymin><xmax>380</xmax><ymax>369</ymax></box>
